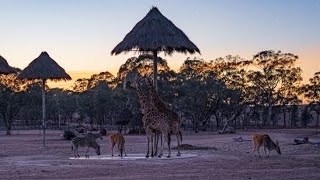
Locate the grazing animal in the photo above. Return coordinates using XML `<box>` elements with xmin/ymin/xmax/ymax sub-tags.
<box><xmin>109</xmin><ymin>133</ymin><xmax>127</xmax><ymax>157</ymax></box>
<box><xmin>252</xmin><ymin>134</ymin><xmax>281</xmax><ymax>157</ymax></box>
<box><xmin>85</xmin><ymin>132</ymin><xmax>103</xmax><ymax>140</ymax></box>
<box><xmin>71</xmin><ymin>137</ymin><xmax>101</xmax><ymax>158</ymax></box>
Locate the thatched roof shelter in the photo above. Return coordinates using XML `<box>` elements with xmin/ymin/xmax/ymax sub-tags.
<box><xmin>111</xmin><ymin>7</ymin><xmax>200</xmax><ymax>90</ymax></box>
<box><xmin>17</xmin><ymin>51</ymin><xmax>71</xmax><ymax>148</ymax></box>
<box><xmin>111</xmin><ymin>7</ymin><xmax>200</xmax><ymax>55</ymax></box>
<box><xmin>0</xmin><ymin>55</ymin><xmax>16</xmax><ymax>74</ymax></box>
<box><xmin>17</xmin><ymin>51</ymin><xmax>71</xmax><ymax>80</ymax></box>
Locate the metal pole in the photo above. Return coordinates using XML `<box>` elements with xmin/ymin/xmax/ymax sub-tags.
<box><xmin>42</xmin><ymin>79</ymin><xmax>46</xmax><ymax>148</ymax></box>
<box><xmin>153</xmin><ymin>51</ymin><xmax>158</xmax><ymax>91</ymax></box>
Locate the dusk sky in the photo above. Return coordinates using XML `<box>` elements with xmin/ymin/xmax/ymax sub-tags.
<box><xmin>1</xmin><ymin>0</ymin><xmax>319</xmax><ymax>87</ymax></box>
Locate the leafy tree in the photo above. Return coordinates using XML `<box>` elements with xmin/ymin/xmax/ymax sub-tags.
<box><xmin>0</xmin><ymin>84</ymin><xmax>25</xmax><ymax>135</ymax></box>
<box><xmin>0</xmin><ymin>73</ymin><xmax>35</xmax><ymax>134</ymax></box>
<box><xmin>117</xmin><ymin>54</ymin><xmax>170</xmax><ymax>85</ymax></box>
<box><xmin>87</xmin><ymin>71</ymin><xmax>115</xmax><ymax>89</ymax></box>
<box><xmin>301</xmin><ymin>72</ymin><xmax>320</xmax><ymax>132</ymax></box>
<box><xmin>176</xmin><ymin>60</ymin><xmax>232</xmax><ymax>132</ymax></box>
<box><xmin>211</xmin><ymin>55</ymin><xmax>253</xmax><ymax>131</ymax></box>
<box><xmin>72</xmin><ymin>78</ymin><xmax>90</xmax><ymax>93</ymax></box>
<box><xmin>247</xmin><ymin>50</ymin><xmax>300</xmax><ymax>126</ymax></box>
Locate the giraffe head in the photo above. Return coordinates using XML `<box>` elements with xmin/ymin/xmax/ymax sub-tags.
<box><xmin>143</xmin><ymin>76</ymin><xmax>154</xmax><ymax>88</ymax></box>
<box><xmin>127</xmin><ymin>75</ymin><xmax>144</xmax><ymax>90</ymax></box>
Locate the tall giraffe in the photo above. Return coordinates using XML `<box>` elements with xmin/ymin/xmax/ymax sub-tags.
<box><xmin>144</xmin><ymin>77</ymin><xmax>182</xmax><ymax>156</ymax></box>
<box><xmin>128</xmin><ymin>77</ymin><xmax>171</xmax><ymax>158</ymax></box>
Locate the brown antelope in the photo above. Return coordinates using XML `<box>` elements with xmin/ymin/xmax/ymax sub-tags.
<box><xmin>252</xmin><ymin>134</ymin><xmax>281</xmax><ymax>158</ymax></box>
<box><xmin>109</xmin><ymin>133</ymin><xmax>127</xmax><ymax>157</ymax></box>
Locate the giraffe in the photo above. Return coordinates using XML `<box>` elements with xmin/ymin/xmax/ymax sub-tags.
<box><xmin>127</xmin><ymin>76</ymin><xmax>171</xmax><ymax>158</ymax></box>
<box><xmin>144</xmin><ymin>77</ymin><xmax>182</xmax><ymax>156</ymax></box>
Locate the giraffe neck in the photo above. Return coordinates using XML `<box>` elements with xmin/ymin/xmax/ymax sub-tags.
<box><xmin>147</xmin><ymin>82</ymin><xmax>167</xmax><ymax>112</ymax></box>
<box><xmin>135</xmin><ymin>85</ymin><xmax>154</xmax><ymax>114</ymax></box>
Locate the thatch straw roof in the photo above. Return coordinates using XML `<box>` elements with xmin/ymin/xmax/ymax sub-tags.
<box><xmin>111</xmin><ymin>7</ymin><xmax>200</xmax><ymax>55</ymax></box>
<box><xmin>17</xmin><ymin>51</ymin><xmax>71</xmax><ymax>81</ymax></box>
<box><xmin>0</xmin><ymin>55</ymin><xmax>16</xmax><ymax>74</ymax></box>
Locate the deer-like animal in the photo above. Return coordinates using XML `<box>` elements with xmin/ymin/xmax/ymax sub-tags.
<box><xmin>109</xmin><ymin>133</ymin><xmax>127</xmax><ymax>157</ymax></box>
<box><xmin>252</xmin><ymin>134</ymin><xmax>281</xmax><ymax>158</ymax></box>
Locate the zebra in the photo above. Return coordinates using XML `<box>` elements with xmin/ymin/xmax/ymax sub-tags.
<box><xmin>85</xmin><ymin>132</ymin><xmax>103</xmax><ymax>140</ymax></box>
<box><xmin>71</xmin><ymin>136</ymin><xmax>101</xmax><ymax>158</ymax></box>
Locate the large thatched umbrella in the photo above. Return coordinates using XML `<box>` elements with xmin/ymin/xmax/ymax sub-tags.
<box><xmin>0</xmin><ymin>55</ymin><xmax>16</xmax><ymax>74</ymax></box>
<box><xmin>111</xmin><ymin>7</ymin><xmax>200</xmax><ymax>90</ymax></box>
<box><xmin>17</xmin><ymin>51</ymin><xmax>71</xmax><ymax>147</ymax></box>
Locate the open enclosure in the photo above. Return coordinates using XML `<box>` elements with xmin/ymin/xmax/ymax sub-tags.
<box><xmin>0</xmin><ymin>129</ymin><xmax>319</xmax><ymax>179</ymax></box>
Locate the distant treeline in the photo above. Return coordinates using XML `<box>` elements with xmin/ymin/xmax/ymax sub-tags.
<box><xmin>0</xmin><ymin>50</ymin><xmax>319</xmax><ymax>135</ymax></box>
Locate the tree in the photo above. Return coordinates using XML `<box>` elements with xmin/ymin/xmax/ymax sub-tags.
<box><xmin>0</xmin><ymin>74</ymin><xmax>34</xmax><ymax>135</ymax></box>
<box><xmin>117</xmin><ymin>54</ymin><xmax>170</xmax><ymax>85</ymax></box>
<box><xmin>87</xmin><ymin>71</ymin><xmax>116</xmax><ymax>89</ymax></box>
<box><xmin>247</xmin><ymin>50</ymin><xmax>300</xmax><ymax>126</ymax></box>
<box><xmin>0</xmin><ymin>84</ymin><xmax>25</xmax><ymax>135</ymax></box>
<box><xmin>211</xmin><ymin>55</ymin><xmax>253</xmax><ymax>131</ymax></box>
<box><xmin>301</xmin><ymin>72</ymin><xmax>320</xmax><ymax>133</ymax></box>
<box><xmin>176</xmin><ymin>59</ymin><xmax>234</xmax><ymax>132</ymax></box>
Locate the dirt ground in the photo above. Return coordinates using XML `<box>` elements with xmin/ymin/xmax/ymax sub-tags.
<box><xmin>0</xmin><ymin>129</ymin><xmax>319</xmax><ymax>180</ymax></box>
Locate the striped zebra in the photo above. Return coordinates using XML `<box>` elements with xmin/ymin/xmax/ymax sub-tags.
<box><xmin>71</xmin><ymin>136</ymin><xmax>101</xmax><ymax>158</ymax></box>
<box><xmin>85</xmin><ymin>132</ymin><xmax>103</xmax><ymax>140</ymax></box>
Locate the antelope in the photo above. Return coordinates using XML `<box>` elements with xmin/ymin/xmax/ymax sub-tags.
<box><xmin>252</xmin><ymin>134</ymin><xmax>281</xmax><ymax>158</ymax></box>
<box><xmin>109</xmin><ymin>133</ymin><xmax>127</xmax><ymax>157</ymax></box>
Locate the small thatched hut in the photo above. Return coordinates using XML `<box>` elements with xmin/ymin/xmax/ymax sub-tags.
<box><xmin>111</xmin><ymin>7</ymin><xmax>200</xmax><ymax>90</ymax></box>
<box><xmin>17</xmin><ymin>51</ymin><xmax>71</xmax><ymax>147</ymax></box>
<box><xmin>0</xmin><ymin>55</ymin><xmax>16</xmax><ymax>74</ymax></box>
<box><xmin>17</xmin><ymin>52</ymin><xmax>71</xmax><ymax>80</ymax></box>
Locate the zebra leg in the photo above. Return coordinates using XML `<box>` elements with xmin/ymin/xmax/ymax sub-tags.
<box><xmin>72</xmin><ymin>145</ymin><xmax>77</xmax><ymax>158</ymax></box>
<box><xmin>75</xmin><ymin>146</ymin><xmax>80</xmax><ymax>158</ymax></box>
<box><xmin>85</xmin><ymin>147</ymin><xmax>89</xmax><ymax>158</ymax></box>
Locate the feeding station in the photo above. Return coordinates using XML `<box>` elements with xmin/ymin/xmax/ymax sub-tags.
<box><xmin>111</xmin><ymin>7</ymin><xmax>200</xmax><ymax>90</ymax></box>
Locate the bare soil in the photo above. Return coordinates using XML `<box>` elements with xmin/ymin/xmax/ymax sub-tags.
<box><xmin>0</xmin><ymin>129</ymin><xmax>319</xmax><ymax>180</ymax></box>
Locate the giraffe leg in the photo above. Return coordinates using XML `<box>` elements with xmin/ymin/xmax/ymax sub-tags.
<box><xmin>151</xmin><ymin>132</ymin><xmax>154</xmax><ymax>157</ymax></box>
<box><xmin>167</xmin><ymin>132</ymin><xmax>171</xmax><ymax>158</ymax></box>
<box><xmin>154</xmin><ymin>131</ymin><xmax>159</xmax><ymax>156</ymax></box>
<box><xmin>159</xmin><ymin>130</ymin><xmax>168</xmax><ymax>158</ymax></box>
<box><xmin>145</xmin><ymin>130</ymin><xmax>151</xmax><ymax>158</ymax></box>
